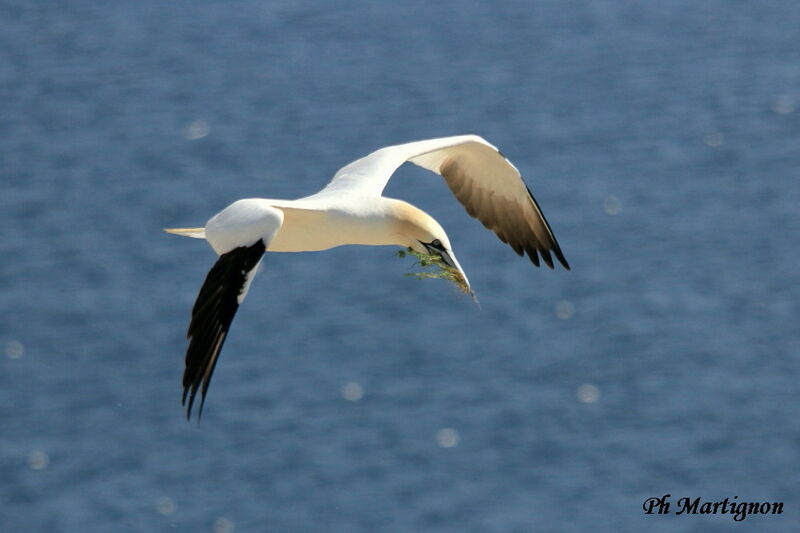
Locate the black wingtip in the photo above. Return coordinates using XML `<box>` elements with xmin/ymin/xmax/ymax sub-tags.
<box><xmin>183</xmin><ymin>382</ymin><xmax>200</xmax><ymax>421</ymax></box>
<box><xmin>179</xmin><ymin>239</ymin><xmax>266</xmax><ymax>422</ymax></box>
<box><xmin>196</xmin><ymin>395</ymin><xmax>207</xmax><ymax>421</ymax></box>
<box><xmin>540</xmin><ymin>248</ymin><xmax>554</xmax><ymax>269</ymax></box>
<box><xmin>552</xmin><ymin>244</ymin><xmax>570</xmax><ymax>270</ymax></box>
<box><xmin>527</xmin><ymin>249</ymin><xmax>540</xmax><ymax>267</ymax></box>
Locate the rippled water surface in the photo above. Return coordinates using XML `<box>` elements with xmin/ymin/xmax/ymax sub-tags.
<box><xmin>2</xmin><ymin>2</ymin><xmax>799</xmax><ymax>532</ymax></box>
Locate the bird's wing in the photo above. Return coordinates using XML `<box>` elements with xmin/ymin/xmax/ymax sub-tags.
<box><xmin>182</xmin><ymin>200</ymin><xmax>284</xmax><ymax>419</ymax></box>
<box><xmin>319</xmin><ymin>135</ymin><xmax>569</xmax><ymax>269</ymax></box>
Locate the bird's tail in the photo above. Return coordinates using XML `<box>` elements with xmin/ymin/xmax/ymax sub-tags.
<box><xmin>164</xmin><ymin>227</ymin><xmax>206</xmax><ymax>239</ymax></box>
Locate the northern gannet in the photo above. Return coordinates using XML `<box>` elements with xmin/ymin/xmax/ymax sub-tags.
<box><xmin>166</xmin><ymin>135</ymin><xmax>569</xmax><ymax>418</ymax></box>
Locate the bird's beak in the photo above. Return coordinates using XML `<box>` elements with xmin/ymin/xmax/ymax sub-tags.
<box><xmin>424</xmin><ymin>243</ymin><xmax>457</xmax><ymax>269</ymax></box>
<box><xmin>423</xmin><ymin>243</ymin><xmax>475</xmax><ymax>300</ymax></box>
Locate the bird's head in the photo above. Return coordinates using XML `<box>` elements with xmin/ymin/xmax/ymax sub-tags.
<box><xmin>389</xmin><ymin>199</ymin><xmax>473</xmax><ymax>297</ymax></box>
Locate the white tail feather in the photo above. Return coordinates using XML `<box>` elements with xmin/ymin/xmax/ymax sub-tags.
<box><xmin>164</xmin><ymin>227</ymin><xmax>206</xmax><ymax>239</ymax></box>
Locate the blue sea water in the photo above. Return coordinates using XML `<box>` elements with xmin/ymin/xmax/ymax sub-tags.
<box><xmin>2</xmin><ymin>1</ymin><xmax>799</xmax><ymax>531</ymax></box>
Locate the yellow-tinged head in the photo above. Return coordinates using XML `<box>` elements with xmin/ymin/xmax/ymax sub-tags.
<box><xmin>386</xmin><ymin>199</ymin><xmax>472</xmax><ymax>296</ymax></box>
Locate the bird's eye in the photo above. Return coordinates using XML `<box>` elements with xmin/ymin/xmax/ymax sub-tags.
<box><xmin>432</xmin><ymin>239</ymin><xmax>442</xmax><ymax>248</ymax></box>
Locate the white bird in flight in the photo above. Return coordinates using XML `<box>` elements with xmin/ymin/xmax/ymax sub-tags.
<box><xmin>166</xmin><ymin>134</ymin><xmax>569</xmax><ymax>418</ymax></box>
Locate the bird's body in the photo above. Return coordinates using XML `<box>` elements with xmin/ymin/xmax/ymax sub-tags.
<box><xmin>167</xmin><ymin>134</ymin><xmax>569</xmax><ymax>418</ymax></box>
<box><xmin>263</xmin><ymin>198</ymin><xmax>431</xmax><ymax>252</ymax></box>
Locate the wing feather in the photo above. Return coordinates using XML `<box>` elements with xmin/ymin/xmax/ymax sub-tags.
<box><xmin>437</xmin><ymin>153</ymin><xmax>569</xmax><ymax>270</ymax></box>
<box><xmin>316</xmin><ymin>135</ymin><xmax>569</xmax><ymax>269</ymax></box>
<box><xmin>182</xmin><ymin>239</ymin><xmax>266</xmax><ymax>419</ymax></box>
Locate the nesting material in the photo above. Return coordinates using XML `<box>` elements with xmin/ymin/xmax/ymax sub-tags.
<box><xmin>397</xmin><ymin>248</ymin><xmax>476</xmax><ymax>300</ymax></box>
